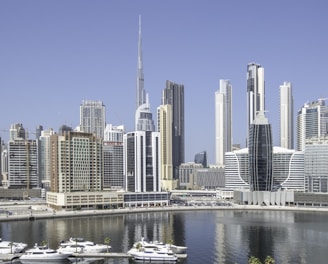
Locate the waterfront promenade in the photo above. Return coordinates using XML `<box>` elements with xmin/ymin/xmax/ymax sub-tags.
<box><xmin>1</xmin><ymin>201</ymin><xmax>328</xmax><ymax>222</ymax></box>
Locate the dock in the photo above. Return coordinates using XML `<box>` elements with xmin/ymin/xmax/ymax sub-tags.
<box><xmin>71</xmin><ymin>252</ymin><xmax>133</xmax><ymax>259</ymax></box>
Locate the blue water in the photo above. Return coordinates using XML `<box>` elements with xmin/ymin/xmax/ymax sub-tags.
<box><xmin>1</xmin><ymin>209</ymin><xmax>328</xmax><ymax>264</ymax></box>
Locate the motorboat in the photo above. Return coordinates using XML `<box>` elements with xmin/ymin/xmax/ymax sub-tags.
<box><xmin>127</xmin><ymin>246</ymin><xmax>178</xmax><ymax>262</ymax></box>
<box><xmin>19</xmin><ymin>244</ymin><xmax>71</xmax><ymax>263</ymax></box>
<box><xmin>58</xmin><ymin>237</ymin><xmax>109</xmax><ymax>253</ymax></box>
<box><xmin>0</xmin><ymin>238</ymin><xmax>27</xmax><ymax>254</ymax></box>
<box><xmin>133</xmin><ymin>237</ymin><xmax>187</xmax><ymax>254</ymax></box>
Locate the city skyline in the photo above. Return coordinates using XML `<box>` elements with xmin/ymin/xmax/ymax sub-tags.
<box><xmin>0</xmin><ymin>1</ymin><xmax>327</xmax><ymax>164</ymax></box>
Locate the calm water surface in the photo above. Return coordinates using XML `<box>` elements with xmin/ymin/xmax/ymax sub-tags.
<box><xmin>1</xmin><ymin>209</ymin><xmax>328</xmax><ymax>264</ymax></box>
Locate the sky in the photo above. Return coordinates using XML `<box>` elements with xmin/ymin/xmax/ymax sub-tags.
<box><xmin>0</xmin><ymin>1</ymin><xmax>327</xmax><ymax>164</ymax></box>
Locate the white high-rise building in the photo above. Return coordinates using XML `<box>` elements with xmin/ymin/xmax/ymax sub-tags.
<box><xmin>246</xmin><ymin>63</ymin><xmax>265</xmax><ymax>143</ymax></box>
<box><xmin>297</xmin><ymin>98</ymin><xmax>328</xmax><ymax>151</ymax></box>
<box><xmin>124</xmin><ymin>131</ymin><xmax>160</xmax><ymax>192</ymax></box>
<box><xmin>80</xmin><ymin>100</ymin><xmax>106</xmax><ymax>139</ymax></box>
<box><xmin>39</xmin><ymin>128</ymin><xmax>55</xmax><ymax>190</ymax></box>
<box><xmin>280</xmin><ymin>82</ymin><xmax>294</xmax><ymax>149</ymax></box>
<box><xmin>215</xmin><ymin>79</ymin><xmax>232</xmax><ymax>166</ymax></box>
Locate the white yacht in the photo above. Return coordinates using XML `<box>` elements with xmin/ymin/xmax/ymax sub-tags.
<box><xmin>58</xmin><ymin>237</ymin><xmax>109</xmax><ymax>254</ymax></box>
<box><xmin>19</xmin><ymin>244</ymin><xmax>71</xmax><ymax>262</ymax></box>
<box><xmin>0</xmin><ymin>238</ymin><xmax>27</xmax><ymax>254</ymax></box>
<box><xmin>128</xmin><ymin>246</ymin><xmax>178</xmax><ymax>262</ymax></box>
<box><xmin>133</xmin><ymin>237</ymin><xmax>187</xmax><ymax>254</ymax></box>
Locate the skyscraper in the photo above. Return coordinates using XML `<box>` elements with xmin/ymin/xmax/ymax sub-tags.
<box><xmin>215</xmin><ymin>79</ymin><xmax>232</xmax><ymax>166</ymax></box>
<box><xmin>247</xmin><ymin>63</ymin><xmax>265</xmax><ymax>143</ymax></box>
<box><xmin>124</xmin><ymin>16</ymin><xmax>160</xmax><ymax>192</ymax></box>
<box><xmin>280</xmin><ymin>82</ymin><xmax>294</xmax><ymax>149</ymax></box>
<box><xmin>162</xmin><ymin>80</ymin><xmax>184</xmax><ymax>180</ymax></box>
<box><xmin>297</xmin><ymin>98</ymin><xmax>328</xmax><ymax>151</ymax></box>
<box><xmin>158</xmin><ymin>104</ymin><xmax>176</xmax><ymax>191</ymax></box>
<box><xmin>80</xmin><ymin>100</ymin><xmax>106</xmax><ymax>139</ymax></box>
<box><xmin>248</xmin><ymin>111</ymin><xmax>273</xmax><ymax>191</ymax></box>
<box><xmin>39</xmin><ymin>128</ymin><xmax>55</xmax><ymax>190</ymax></box>
<box><xmin>135</xmin><ymin>15</ymin><xmax>155</xmax><ymax>132</ymax></box>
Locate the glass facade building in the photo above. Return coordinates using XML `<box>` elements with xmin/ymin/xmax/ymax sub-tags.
<box><xmin>248</xmin><ymin>112</ymin><xmax>273</xmax><ymax>191</ymax></box>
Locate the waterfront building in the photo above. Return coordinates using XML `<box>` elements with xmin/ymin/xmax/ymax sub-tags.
<box><xmin>304</xmin><ymin>136</ymin><xmax>328</xmax><ymax>192</ymax></box>
<box><xmin>225</xmin><ymin>147</ymin><xmax>304</xmax><ymax>191</ymax></box>
<box><xmin>103</xmin><ymin>124</ymin><xmax>124</xmax><ymax>190</ymax></box>
<box><xmin>178</xmin><ymin>162</ymin><xmax>203</xmax><ymax>190</ymax></box>
<box><xmin>124</xmin><ymin>131</ymin><xmax>160</xmax><ymax>192</ymax></box>
<box><xmin>248</xmin><ymin>111</ymin><xmax>273</xmax><ymax>191</ymax></box>
<box><xmin>50</xmin><ymin>131</ymin><xmax>103</xmax><ymax>193</ymax></box>
<box><xmin>215</xmin><ymin>79</ymin><xmax>232</xmax><ymax>166</ymax></box>
<box><xmin>297</xmin><ymin>98</ymin><xmax>328</xmax><ymax>151</ymax></box>
<box><xmin>158</xmin><ymin>104</ymin><xmax>177</xmax><ymax>191</ymax></box>
<box><xmin>39</xmin><ymin>128</ymin><xmax>56</xmax><ymax>190</ymax></box>
<box><xmin>194</xmin><ymin>166</ymin><xmax>225</xmax><ymax>190</ymax></box>
<box><xmin>279</xmin><ymin>82</ymin><xmax>294</xmax><ymax>149</ymax></box>
<box><xmin>246</xmin><ymin>63</ymin><xmax>265</xmax><ymax>143</ymax></box>
<box><xmin>225</xmin><ymin>148</ymin><xmax>250</xmax><ymax>189</ymax></box>
<box><xmin>80</xmin><ymin>100</ymin><xmax>106</xmax><ymax>139</ymax></box>
<box><xmin>161</xmin><ymin>80</ymin><xmax>185</xmax><ymax>180</ymax></box>
<box><xmin>8</xmin><ymin>138</ymin><xmax>40</xmax><ymax>189</ymax></box>
<box><xmin>194</xmin><ymin>151</ymin><xmax>207</xmax><ymax>168</ymax></box>
<box><xmin>47</xmin><ymin>191</ymin><xmax>124</xmax><ymax>210</ymax></box>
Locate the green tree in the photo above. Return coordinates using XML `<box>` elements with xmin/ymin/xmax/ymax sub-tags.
<box><xmin>248</xmin><ymin>256</ymin><xmax>262</xmax><ymax>264</ymax></box>
<box><xmin>104</xmin><ymin>237</ymin><xmax>111</xmax><ymax>253</ymax></box>
<box><xmin>264</xmin><ymin>256</ymin><xmax>275</xmax><ymax>264</ymax></box>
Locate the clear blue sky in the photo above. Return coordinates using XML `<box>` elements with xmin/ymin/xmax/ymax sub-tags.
<box><xmin>0</xmin><ymin>1</ymin><xmax>327</xmax><ymax>163</ymax></box>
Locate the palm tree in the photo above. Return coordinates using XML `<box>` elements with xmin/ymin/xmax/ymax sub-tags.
<box><xmin>104</xmin><ymin>237</ymin><xmax>111</xmax><ymax>253</ymax></box>
<box><xmin>167</xmin><ymin>239</ymin><xmax>174</xmax><ymax>249</ymax></box>
<box><xmin>136</xmin><ymin>242</ymin><xmax>142</xmax><ymax>252</ymax></box>
<box><xmin>264</xmin><ymin>256</ymin><xmax>275</xmax><ymax>264</ymax></box>
<box><xmin>248</xmin><ymin>256</ymin><xmax>262</xmax><ymax>264</ymax></box>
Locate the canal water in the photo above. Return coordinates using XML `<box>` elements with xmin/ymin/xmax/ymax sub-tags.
<box><xmin>1</xmin><ymin>209</ymin><xmax>328</xmax><ymax>264</ymax></box>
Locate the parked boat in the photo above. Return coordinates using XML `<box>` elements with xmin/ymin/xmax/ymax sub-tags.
<box><xmin>128</xmin><ymin>246</ymin><xmax>178</xmax><ymax>262</ymax></box>
<box><xmin>19</xmin><ymin>244</ymin><xmax>70</xmax><ymax>263</ymax></box>
<box><xmin>58</xmin><ymin>237</ymin><xmax>109</xmax><ymax>253</ymax></box>
<box><xmin>133</xmin><ymin>237</ymin><xmax>187</xmax><ymax>254</ymax></box>
<box><xmin>0</xmin><ymin>238</ymin><xmax>27</xmax><ymax>254</ymax></box>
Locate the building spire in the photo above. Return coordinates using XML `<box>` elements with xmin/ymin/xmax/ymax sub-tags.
<box><xmin>136</xmin><ymin>15</ymin><xmax>146</xmax><ymax>109</ymax></box>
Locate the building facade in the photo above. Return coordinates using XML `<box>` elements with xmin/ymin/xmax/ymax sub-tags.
<box><xmin>225</xmin><ymin>147</ymin><xmax>304</xmax><ymax>191</ymax></box>
<box><xmin>162</xmin><ymin>80</ymin><xmax>185</xmax><ymax>180</ymax></box>
<box><xmin>304</xmin><ymin>136</ymin><xmax>328</xmax><ymax>192</ymax></box>
<box><xmin>246</xmin><ymin>63</ymin><xmax>265</xmax><ymax>143</ymax></box>
<box><xmin>215</xmin><ymin>79</ymin><xmax>232</xmax><ymax>166</ymax></box>
<box><xmin>50</xmin><ymin>131</ymin><xmax>103</xmax><ymax>193</ymax></box>
<box><xmin>279</xmin><ymin>81</ymin><xmax>294</xmax><ymax>149</ymax></box>
<box><xmin>248</xmin><ymin>111</ymin><xmax>273</xmax><ymax>191</ymax></box>
<box><xmin>124</xmin><ymin>131</ymin><xmax>160</xmax><ymax>192</ymax></box>
<box><xmin>103</xmin><ymin>124</ymin><xmax>124</xmax><ymax>190</ymax></box>
<box><xmin>297</xmin><ymin>98</ymin><xmax>328</xmax><ymax>151</ymax></box>
<box><xmin>39</xmin><ymin>128</ymin><xmax>55</xmax><ymax>190</ymax></box>
<box><xmin>8</xmin><ymin>138</ymin><xmax>40</xmax><ymax>189</ymax></box>
<box><xmin>80</xmin><ymin>100</ymin><xmax>106</xmax><ymax>139</ymax></box>
<box><xmin>158</xmin><ymin>104</ymin><xmax>177</xmax><ymax>191</ymax></box>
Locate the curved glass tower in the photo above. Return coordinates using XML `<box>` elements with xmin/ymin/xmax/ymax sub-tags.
<box><xmin>248</xmin><ymin>111</ymin><xmax>273</xmax><ymax>191</ymax></box>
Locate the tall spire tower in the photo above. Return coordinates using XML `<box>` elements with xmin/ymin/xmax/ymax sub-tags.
<box><xmin>136</xmin><ymin>15</ymin><xmax>146</xmax><ymax>109</ymax></box>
